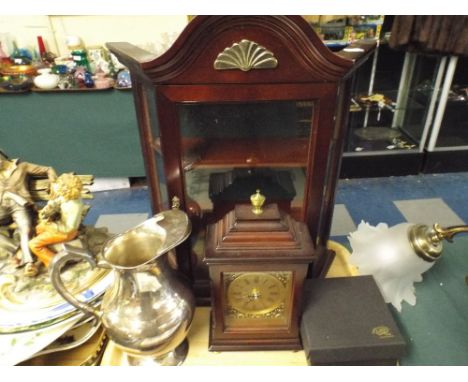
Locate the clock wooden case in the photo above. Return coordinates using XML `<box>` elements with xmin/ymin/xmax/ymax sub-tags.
<box><xmin>107</xmin><ymin>16</ymin><xmax>374</xmax><ymax>302</ymax></box>
<box><xmin>204</xmin><ymin>202</ymin><xmax>315</xmax><ymax>350</ymax></box>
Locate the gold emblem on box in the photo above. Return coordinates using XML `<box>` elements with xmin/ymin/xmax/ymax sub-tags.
<box><xmin>371</xmin><ymin>325</ymin><xmax>395</xmax><ymax>339</ymax></box>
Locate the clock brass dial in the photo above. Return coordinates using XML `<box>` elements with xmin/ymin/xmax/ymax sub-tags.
<box><xmin>226</xmin><ymin>272</ymin><xmax>287</xmax><ymax>315</ymax></box>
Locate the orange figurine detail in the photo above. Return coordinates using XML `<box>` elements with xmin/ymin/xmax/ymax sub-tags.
<box><xmin>29</xmin><ymin>173</ymin><xmax>84</xmax><ymax>270</ymax></box>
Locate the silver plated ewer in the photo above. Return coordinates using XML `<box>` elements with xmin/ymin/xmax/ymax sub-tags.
<box><xmin>50</xmin><ymin>201</ymin><xmax>195</xmax><ymax>366</ymax></box>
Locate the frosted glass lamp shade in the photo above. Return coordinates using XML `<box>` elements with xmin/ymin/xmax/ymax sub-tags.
<box><xmin>349</xmin><ymin>222</ymin><xmax>435</xmax><ymax>311</ymax></box>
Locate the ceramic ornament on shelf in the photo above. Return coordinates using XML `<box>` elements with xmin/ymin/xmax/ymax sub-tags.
<box><xmin>93</xmin><ymin>68</ymin><xmax>113</xmax><ymax>89</ymax></box>
<box><xmin>33</xmin><ymin>68</ymin><xmax>60</xmax><ymax>90</ymax></box>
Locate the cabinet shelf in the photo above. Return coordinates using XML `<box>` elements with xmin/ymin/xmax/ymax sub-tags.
<box><xmin>350</xmin><ymin>102</ymin><xmax>396</xmax><ymax>113</ymax></box>
<box><xmin>352</xmin><ymin>89</ymin><xmax>429</xmax><ymax>113</ymax></box>
<box><xmin>0</xmin><ymin>87</ymin><xmax>29</xmax><ymax>94</ymax></box>
<box><xmin>31</xmin><ymin>86</ymin><xmax>113</xmax><ymax>93</ymax></box>
<box><xmin>1</xmin><ymin>86</ymin><xmax>127</xmax><ymax>94</ymax></box>
<box><xmin>178</xmin><ymin>138</ymin><xmax>309</xmax><ymax>169</ymax></box>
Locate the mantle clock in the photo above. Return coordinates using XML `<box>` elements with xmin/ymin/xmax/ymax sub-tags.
<box><xmin>204</xmin><ymin>198</ymin><xmax>316</xmax><ymax>350</ymax></box>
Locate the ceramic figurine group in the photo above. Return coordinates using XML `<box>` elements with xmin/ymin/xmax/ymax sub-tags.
<box><xmin>0</xmin><ymin>35</ymin><xmax>131</xmax><ymax>92</ymax></box>
<box><xmin>0</xmin><ymin>150</ymin><xmax>86</xmax><ymax>277</ymax></box>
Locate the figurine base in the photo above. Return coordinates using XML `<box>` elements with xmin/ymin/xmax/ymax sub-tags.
<box><xmin>125</xmin><ymin>339</ymin><xmax>189</xmax><ymax>366</ymax></box>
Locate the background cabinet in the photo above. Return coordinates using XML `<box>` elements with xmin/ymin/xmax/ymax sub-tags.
<box><xmin>340</xmin><ymin>15</ymin><xmax>468</xmax><ymax>178</ymax></box>
<box><xmin>341</xmin><ymin>40</ymin><xmax>444</xmax><ymax>178</ymax></box>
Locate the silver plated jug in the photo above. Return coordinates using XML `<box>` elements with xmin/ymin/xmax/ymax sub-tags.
<box><xmin>50</xmin><ymin>204</ymin><xmax>195</xmax><ymax>366</ymax></box>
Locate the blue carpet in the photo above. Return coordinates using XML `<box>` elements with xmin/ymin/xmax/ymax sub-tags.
<box><xmin>85</xmin><ymin>172</ymin><xmax>468</xmax><ymax>241</ymax></box>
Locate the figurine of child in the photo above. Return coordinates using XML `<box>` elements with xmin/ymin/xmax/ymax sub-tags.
<box><xmin>29</xmin><ymin>173</ymin><xmax>84</xmax><ymax>272</ymax></box>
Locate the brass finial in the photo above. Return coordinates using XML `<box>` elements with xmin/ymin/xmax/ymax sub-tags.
<box><xmin>250</xmin><ymin>189</ymin><xmax>265</xmax><ymax>215</ymax></box>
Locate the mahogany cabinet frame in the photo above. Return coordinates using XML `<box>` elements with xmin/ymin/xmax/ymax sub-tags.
<box><xmin>107</xmin><ymin>16</ymin><xmax>375</xmax><ymax>301</ymax></box>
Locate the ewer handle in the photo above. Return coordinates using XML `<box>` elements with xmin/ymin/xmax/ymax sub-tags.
<box><xmin>50</xmin><ymin>245</ymin><xmax>103</xmax><ymax>320</ymax></box>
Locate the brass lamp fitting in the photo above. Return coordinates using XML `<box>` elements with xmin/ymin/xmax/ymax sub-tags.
<box><xmin>408</xmin><ymin>223</ymin><xmax>468</xmax><ymax>262</ymax></box>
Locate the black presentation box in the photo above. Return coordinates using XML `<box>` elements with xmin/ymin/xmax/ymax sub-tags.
<box><xmin>300</xmin><ymin>276</ymin><xmax>407</xmax><ymax>366</ymax></box>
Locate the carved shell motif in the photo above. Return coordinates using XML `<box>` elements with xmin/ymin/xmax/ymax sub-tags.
<box><xmin>214</xmin><ymin>39</ymin><xmax>278</xmax><ymax>71</ymax></box>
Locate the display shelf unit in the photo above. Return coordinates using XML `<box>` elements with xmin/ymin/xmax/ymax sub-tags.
<box><xmin>107</xmin><ymin>16</ymin><xmax>375</xmax><ymax>303</ymax></box>
<box><xmin>340</xmin><ymin>39</ymin><xmax>446</xmax><ymax>178</ymax></box>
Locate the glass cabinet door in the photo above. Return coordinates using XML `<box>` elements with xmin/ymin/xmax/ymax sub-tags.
<box><xmin>177</xmin><ymin>100</ymin><xmax>315</xmax><ymax>280</ymax></box>
<box><xmin>427</xmin><ymin>56</ymin><xmax>468</xmax><ymax>149</ymax></box>
<box><xmin>344</xmin><ymin>47</ymin><xmax>443</xmax><ymax>155</ymax></box>
<box><xmin>178</xmin><ymin>100</ymin><xmax>313</xmax><ymax>221</ymax></box>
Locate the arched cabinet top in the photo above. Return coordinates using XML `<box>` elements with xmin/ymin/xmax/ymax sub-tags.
<box><xmin>107</xmin><ymin>16</ymin><xmax>365</xmax><ymax>85</ymax></box>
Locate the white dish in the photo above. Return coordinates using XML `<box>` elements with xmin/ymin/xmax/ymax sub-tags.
<box><xmin>0</xmin><ymin>258</ymin><xmax>112</xmax><ymax>333</ymax></box>
<box><xmin>33</xmin><ymin>316</ymin><xmax>101</xmax><ymax>357</ymax></box>
<box><xmin>0</xmin><ymin>312</ymin><xmax>83</xmax><ymax>365</ymax></box>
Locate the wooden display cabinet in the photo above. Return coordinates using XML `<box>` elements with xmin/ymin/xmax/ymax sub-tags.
<box><xmin>107</xmin><ymin>16</ymin><xmax>374</xmax><ymax>303</ymax></box>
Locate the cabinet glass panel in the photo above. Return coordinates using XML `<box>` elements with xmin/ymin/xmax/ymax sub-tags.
<box><xmin>178</xmin><ymin>100</ymin><xmax>312</xmax><ymax>219</ymax></box>
<box><xmin>178</xmin><ymin>101</ymin><xmax>312</xmax><ymax>279</ymax></box>
<box><xmin>400</xmin><ymin>54</ymin><xmax>443</xmax><ymax>147</ymax></box>
<box><xmin>432</xmin><ymin>56</ymin><xmax>468</xmax><ymax>148</ymax></box>
<box><xmin>144</xmin><ymin>85</ymin><xmax>168</xmax><ymax>208</ymax></box>
<box><xmin>345</xmin><ymin>48</ymin><xmax>441</xmax><ymax>153</ymax></box>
